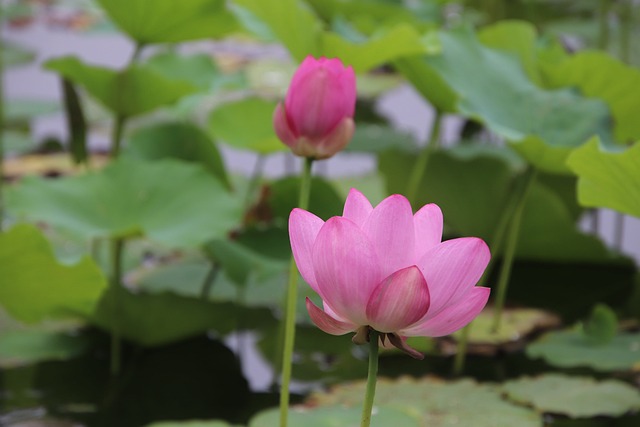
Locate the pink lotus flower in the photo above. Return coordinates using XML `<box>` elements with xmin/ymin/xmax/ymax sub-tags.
<box><xmin>289</xmin><ymin>189</ymin><xmax>491</xmax><ymax>359</ymax></box>
<box><xmin>273</xmin><ymin>56</ymin><xmax>356</xmax><ymax>159</ymax></box>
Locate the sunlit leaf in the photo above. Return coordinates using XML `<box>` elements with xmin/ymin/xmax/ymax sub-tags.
<box><xmin>0</xmin><ymin>224</ymin><xmax>106</xmax><ymax>323</ymax></box>
<box><xmin>209</xmin><ymin>98</ymin><xmax>285</xmax><ymax>154</ymax></box>
<box><xmin>126</xmin><ymin>122</ymin><xmax>231</xmax><ymax>189</ymax></box>
<box><xmin>145</xmin><ymin>52</ymin><xmax>222</xmax><ymax>91</ymax></box>
<box><xmin>502</xmin><ymin>374</ymin><xmax>640</xmax><ymax>417</ymax></box>
<box><xmin>45</xmin><ymin>56</ymin><xmax>198</xmax><ymax>117</ymax></box>
<box><xmin>96</xmin><ymin>0</ymin><xmax>237</xmax><ymax>44</ymax></box>
<box><xmin>567</xmin><ymin>138</ymin><xmax>640</xmax><ymax>217</ymax></box>
<box><xmin>7</xmin><ymin>158</ymin><xmax>241</xmax><ymax>248</ymax></box>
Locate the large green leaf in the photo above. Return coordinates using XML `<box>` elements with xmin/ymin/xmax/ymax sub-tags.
<box><xmin>543</xmin><ymin>51</ymin><xmax>640</xmax><ymax>143</ymax></box>
<box><xmin>321</xmin><ymin>23</ymin><xmax>428</xmax><ymax>73</ymax></box>
<box><xmin>209</xmin><ymin>97</ymin><xmax>285</xmax><ymax>154</ymax></box>
<box><xmin>401</xmin><ymin>28</ymin><xmax>612</xmax><ymax>173</ymax></box>
<box><xmin>0</xmin><ymin>224</ymin><xmax>106</xmax><ymax>323</ymax></box>
<box><xmin>7</xmin><ymin>158</ymin><xmax>241</xmax><ymax>248</ymax></box>
<box><xmin>45</xmin><ymin>56</ymin><xmax>198</xmax><ymax>117</ymax></box>
<box><xmin>567</xmin><ymin>138</ymin><xmax>640</xmax><ymax>217</ymax></box>
<box><xmin>233</xmin><ymin>0</ymin><xmax>322</xmax><ymax>61</ymax></box>
<box><xmin>502</xmin><ymin>374</ymin><xmax>640</xmax><ymax>418</ymax></box>
<box><xmin>310</xmin><ymin>377</ymin><xmax>541</xmax><ymax>427</ymax></box>
<box><xmin>96</xmin><ymin>0</ymin><xmax>237</xmax><ymax>44</ymax></box>
<box><xmin>250</xmin><ymin>405</ymin><xmax>419</xmax><ymax>427</ymax></box>
<box><xmin>527</xmin><ymin>328</ymin><xmax>640</xmax><ymax>371</ymax></box>
<box><xmin>145</xmin><ymin>52</ymin><xmax>222</xmax><ymax>91</ymax></box>
<box><xmin>125</xmin><ymin>122</ymin><xmax>231</xmax><ymax>189</ymax></box>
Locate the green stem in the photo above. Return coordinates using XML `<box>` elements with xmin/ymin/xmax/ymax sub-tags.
<box><xmin>613</xmin><ymin>212</ymin><xmax>625</xmax><ymax>250</ymax></box>
<box><xmin>598</xmin><ymin>0</ymin><xmax>611</xmax><ymax>50</ymax></box>
<box><xmin>491</xmin><ymin>167</ymin><xmax>537</xmax><ymax>332</ymax></box>
<box><xmin>360</xmin><ymin>329</ymin><xmax>380</xmax><ymax>427</ymax></box>
<box><xmin>244</xmin><ymin>155</ymin><xmax>266</xmax><ymax>211</ymax></box>
<box><xmin>0</xmin><ymin>6</ymin><xmax>5</xmax><ymax>232</ymax></box>
<box><xmin>200</xmin><ymin>262</ymin><xmax>220</xmax><ymax>300</ymax></box>
<box><xmin>110</xmin><ymin>115</ymin><xmax>126</xmax><ymax>159</ymax></box>
<box><xmin>110</xmin><ymin>238</ymin><xmax>125</xmax><ymax>375</ymax></box>
<box><xmin>406</xmin><ymin>110</ymin><xmax>442</xmax><ymax>203</ymax></box>
<box><xmin>619</xmin><ymin>0</ymin><xmax>632</xmax><ymax>63</ymax></box>
<box><xmin>279</xmin><ymin>157</ymin><xmax>314</xmax><ymax>427</ymax></box>
<box><xmin>452</xmin><ymin>169</ymin><xmax>530</xmax><ymax>375</ymax></box>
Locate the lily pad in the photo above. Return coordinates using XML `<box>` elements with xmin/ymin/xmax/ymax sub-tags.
<box><xmin>250</xmin><ymin>405</ymin><xmax>419</xmax><ymax>427</ymax></box>
<box><xmin>7</xmin><ymin>158</ymin><xmax>241</xmax><ymax>248</ymax></box>
<box><xmin>567</xmin><ymin>138</ymin><xmax>640</xmax><ymax>218</ymax></box>
<box><xmin>0</xmin><ymin>330</ymin><xmax>89</xmax><ymax>368</ymax></box>
<box><xmin>502</xmin><ymin>374</ymin><xmax>640</xmax><ymax>418</ymax></box>
<box><xmin>309</xmin><ymin>376</ymin><xmax>542</xmax><ymax>427</ymax></box>
<box><xmin>0</xmin><ymin>224</ymin><xmax>106</xmax><ymax>323</ymax></box>
<box><xmin>5</xmin><ymin>99</ymin><xmax>59</xmax><ymax>123</ymax></box>
<box><xmin>447</xmin><ymin>308</ymin><xmax>560</xmax><ymax>352</ymax></box>
<box><xmin>96</xmin><ymin>0</ymin><xmax>237</xmax><ymax>44</ymax></box>
<box><xmin>209</xmin><ymin>97</ymin><xmax>285</xmax><ymax>154</ymax></box>
<box><xmin>125</xmin><ymin>122</ymin><xmax>231</xmax><ymax>189</ymax></box>
<box><xmin>45</xmin><ymin>56</ymin><xmax>198</xmax><ymax>117</ymax></box>
<box><xmin>527</xmin><ymin>328</ymin><xmax>640</xmax><ymax>372</ymax></box>
<box><xmin>146</xmin><ymin>422</ymin><xmax>237</xmax><ymax>427</ymax></box>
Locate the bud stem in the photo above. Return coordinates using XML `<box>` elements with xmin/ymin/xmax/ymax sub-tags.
<box><xmin>361</xmin><ymin>329</ymin><xmax>380</xmax><ymax>427</ymax></box>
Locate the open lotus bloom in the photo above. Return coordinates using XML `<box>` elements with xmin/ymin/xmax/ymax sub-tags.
<box><xmin>273</xmin><ymin>56</ymin><xmax>356</xmax><ymax>159</ymax></box>
<box><xmin>289</xmin><ymin>189</ymin><xmax>491</xmax><ymax>359</ymax></box>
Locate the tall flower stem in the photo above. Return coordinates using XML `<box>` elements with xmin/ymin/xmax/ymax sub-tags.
<box><xmin>279</xmin><ymin>157</ymin><xmax>314</xmax><ymax>427</ymax></box>
<box><xmin>619</xmin><ymin>0</ymin><xmax>632</xmax><ymax>63</ymax></box>
<box><xmin>360</xmin><ymin>329</ymin><xmax>380</xmax><ymax>427</ymax></box>
<box><xmin>0</xmin><ymin>7</ymin><xmax>5</xmax><ymax>232</ymax></box>
<box><xmin>491</xmin><ymin>167</ymin><xmax>537</xmax><ymax>332</ymax></box>
<box><xmin>452</xmin><ymin>170</ymin><xmax>527</xmax><ymax>375</ymax></box>
<box><xmin>406</xmin><ymin>110</ymin><xmax>442</xmax><ymax>203</ymax></box>
<box><xmin>598</xmin><ymin>0</ymin><xmax>611</xmax><ymax>50</ymax></box>
<box><xmin>110</xmin><ymin>238</ymin><xmax>124</xmax><ymax>375</ymax></box>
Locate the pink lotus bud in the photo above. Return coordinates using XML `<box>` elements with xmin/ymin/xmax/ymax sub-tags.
<box><xmin>288</xmin><ymin>189</ymin><xmax>491</xmax><ymax>359</ymax></box>
<box><xmin>273</xmin><ymin>56</ymin><xmax>356</xmax><ymax>159</ymax></box>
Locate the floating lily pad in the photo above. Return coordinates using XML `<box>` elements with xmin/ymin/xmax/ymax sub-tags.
<box><xmin>447</xmin><ymin>308</ymin><xmax>560</xmax><ymax>353</ymax></box>
<box><xmin>309</xmin><ymin>376</ymin><xmax>542</xmax><ymax>427</ymax></box>
<box><xmin>0</xmin><ymin>224</ymin><xmax>106</xmax><ymax>323</ymax></box>
<box><xmin>7</xmin><ymin>158</ymin><xmax>241</xmax><ymax>248</ymax></box>
<box><xmin>45</xmin><ymin>56</ymin><xmax>198</xmax><ymax>117</ymax></box>
<box><xmin>5</xmin><ymin>99</ymin><xmax>59</xmax><ymax>123</ymax></box>
<box><xmin>527</xmin><ymin>328</ymin><xmax>640</xmax><ymax>372</ymax></box>
<box><xmin>502</xmin><ymin>374</ymin><xmax>640</xmax><ymax>418</ymax></box>
<box><xmin>146</xmin><ymin>420</ymin><xmax>238</xmax><ymax>427</ymax></box>
<box><xmin>96</xmin><ymin>0</ymin><xmax>237</xmax><ymax>44</ymax></box>
<box><xmin>567</xmin><ymin>138</ymin><xmax>640</xmax><ymax>218</ymax></box>
<box><xmin>0</xmin><ymin>330</ymin><xmax>89</xmax><ymax>368</ymax></box>
<box><xmin>250</xmin><ymin>405</ymin><xmax>419</xmax><ymax>427</ymax></box>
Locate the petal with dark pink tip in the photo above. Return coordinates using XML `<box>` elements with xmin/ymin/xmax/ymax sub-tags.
<box><xmin>306</xmin><ymin>298</ymin><xmax>357</xmax><ymax>335</ymax></box>
<box><xmin>366</xmin><ymin>266</ymin><xmax>430</xmax><ymax>333</ymax></box>
<box><xmin>401</xmin><ymin>287</ymin><xmax>490</xmax><ymax>337</ymax></box>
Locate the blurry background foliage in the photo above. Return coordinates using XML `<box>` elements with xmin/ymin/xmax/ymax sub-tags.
<box><xmin>1</xmin><ymin>0</ymin><xmax>640</xmax><ymax>426</ymax></box>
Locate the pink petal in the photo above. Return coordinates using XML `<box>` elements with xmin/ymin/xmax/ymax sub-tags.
<box><xmin>312</xmin><ymin>217</ymin><xmax>383</xmax><ymax>325</ymax></box>
<box><xmin>401</xmin><ymin>287</ymin><xmax>490</xmax><ymax>337</ymax></box>
<box><xmin>414</xmin><ymin>203</ymin><xmax>443</xmax><ymax>258</ymax></box>
<box><xmin>273</xmin><ymin>102</ymin><xmax>298</xmax><ymax>147</ymax></box>
<box><xmin>342</xmin><ymin>188</ymin><xmax>373</xmax><ymax>227</ymax></box>
<box><xmin>366</xmin><ymin>266</ymin><xmax>430</xmax><ymax>333</ymax></box>
<box><xmin>362</xmin><ymin>194</ymin><xmax>415</xmax><ymax>277</ymax></box>
<box><xmin>306</xmin><ymin>298</ymin><xmax>357</xmax><ymax>335</ymax></box>
<box><xmin>289</xmin><ymin>208</ymin><xmax>325</xmax><ymax>294</ymax></box>
<box><xmin>417</xmin><ymin>237</ymin><xmax>490</xmax><ymax>316</ymax></box>
<box><xmin>312</xmin><ymin>117</ymin><xmax>355</xmax><ymax>159</ymax></box>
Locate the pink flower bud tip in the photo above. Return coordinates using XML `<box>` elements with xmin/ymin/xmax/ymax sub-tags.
<box><xmin>274</xmin><ymin>56</ymin><xmax>356</xmax><ymax>159</ymax></box>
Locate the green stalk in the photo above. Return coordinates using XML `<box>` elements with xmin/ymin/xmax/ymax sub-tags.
<box><xmin>491</xmin><ymin>167</ymin><xmax>537</xmax><ymax>332</ymax></box>
<box><xmin>360</xmin><ymin>329</ymin><xmax>380</xmax><ymax>427</ymax></box>
<box><xmin>110</xmin><ymin>238</ymin><xmax>124</xmax><ymax>375</ymax></box>
<box><xmin>598</xmin><ymin>0</ymin><xmax>611</xmax><ymax>50</ymax></box>
<box><xmin>452</xmin><ymin>170</ymin><xmax>528</xmax><ymax>375</ymax></box>
<box><xmin>613</xmin><ymin>212</ymin><xmax>625</xmax><ymax>250</ymax></box>
<box><xmin>0</xmin><ymin>6</ymin><xmax>5</xmax><ymax>232</ymax></box>
<box><xmin>279</xmin><ymin>157</ymin><xmax>314</xmax><ymax>427</ymax></box>
<box><xmin>619</xmin><ymin>0</ymin><xmax>632</xmax><ymax>63</ymax></box>
<box><xmin>110</xmin><ymin>115</ymin><xmax>126</xmax><ymax>159</ymax></box>
<box><xmin>406</xmin><ymin>110</ymin><xmax>442</xmax><ymax>204</ymax></box>
<box><xmin>200</xmin><ymin>262</ymin><xmax>220</xmax><ymax>300</ymax></box>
